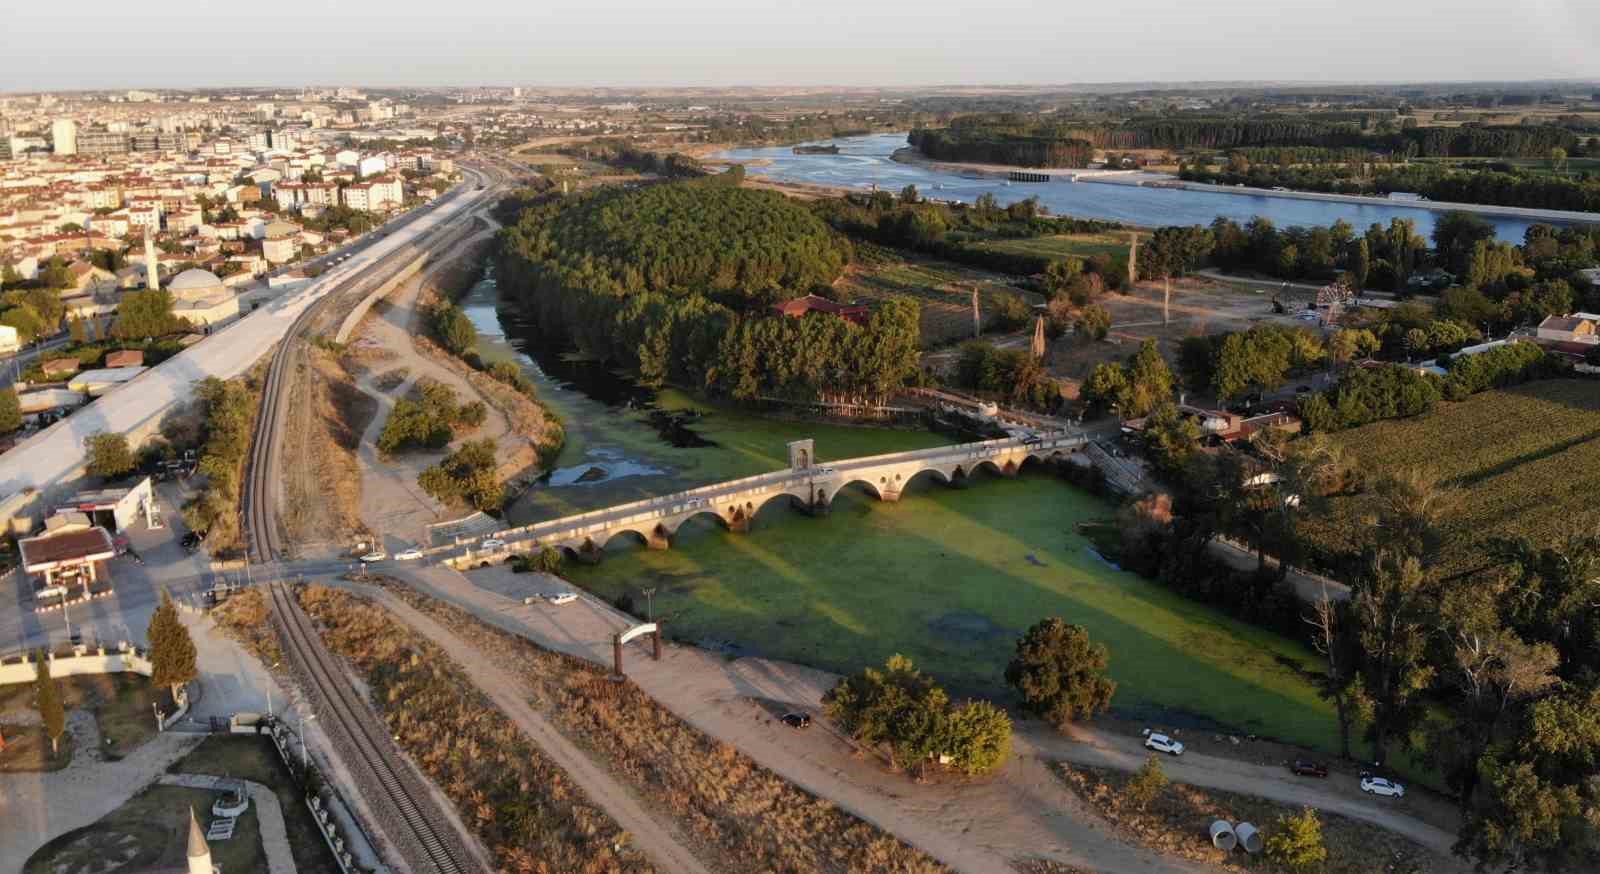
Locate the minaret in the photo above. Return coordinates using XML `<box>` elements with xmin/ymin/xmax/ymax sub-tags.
<box><xmin>187</xmin><ymin>806</ymin><xmax>213</xmax><ymax>874</ymax></box>
<box><xmin>143</xmin><ymin>228</ymin><xmax>160</xmax><ymax>291</ymax></box>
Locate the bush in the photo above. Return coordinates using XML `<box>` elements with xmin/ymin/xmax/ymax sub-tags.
<box><xmin>824</xmin><ymin>654</ymin><xmax>1011</xmax><ymax>777</ymax></box>
<box><xmin>418</xmin><ymin>438</ymin><xmax>503</xmax><ymax>510</ymax></box>
<box><xmin>1265</xmin><ymin>807</ymin><xmax>1329</xmax><ymax>870</ymax></box>
<box><xmin>377</xmin><ymin>379</ymin><xmax>484</xmax><ymax>454</ymax></box>
<box><xmin>1124</xmin><ymin>755</ymin><xmax>1169</xmax><ymax>810</ymax></box>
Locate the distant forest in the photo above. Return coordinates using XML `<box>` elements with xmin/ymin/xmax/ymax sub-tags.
<box><xmin>909</xmin><ymin>113</ymin><xmax>1582</xmax><ymax>164</ymax></box>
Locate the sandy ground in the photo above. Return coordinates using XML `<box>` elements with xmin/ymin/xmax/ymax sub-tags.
<box><xmin>1047</xmin><ymin>276</ymin><xmax>1312</xmax><ymax>384</ymax></box>
<box><xmin>350</xmin><ymin>225</ymin><xmax>514</xmax><ymax>552</ymax></box>
<box><xmin>380</xmin><ymin>561</ymin><xmax>1467</xmax><ymax>873</ymax></box>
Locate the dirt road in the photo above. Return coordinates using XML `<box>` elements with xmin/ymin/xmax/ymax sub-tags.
<box><xmin>386</xmin><ymin>562</ymin><xmax>1469</xmax><ymax>873</ymax></box>
<box><xmin>387</xmin><ymin>564</ymin><xmax>1219</xmax><ymax>874</ymax></box>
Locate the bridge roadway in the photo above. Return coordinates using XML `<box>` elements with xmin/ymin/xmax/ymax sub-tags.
<box><xmin>439</xmin><ymin>431</ymin><xmax>1091</xmax><ymax>566</ymax></box>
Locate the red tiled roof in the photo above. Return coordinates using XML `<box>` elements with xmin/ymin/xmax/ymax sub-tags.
<box><xmin>20</xmin><ymin>527</ymin><xmax>115</xmax><ymax>571</ymax></box>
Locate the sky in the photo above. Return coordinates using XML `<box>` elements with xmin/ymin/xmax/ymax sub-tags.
<box><xmin>4</xmin><ymin>0</ymin><xmax>1598</xmax><ymax>91</ymax></box>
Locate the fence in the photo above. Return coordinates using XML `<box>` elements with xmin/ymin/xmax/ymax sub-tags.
<box><xmin>262</xmin><ymin>718</ymin><xmax>378</xmax><ymax>874</ymax></box>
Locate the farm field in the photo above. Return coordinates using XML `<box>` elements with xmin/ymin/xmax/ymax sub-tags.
<box><xmin>1304</xmin><ymin>379</ymin><xmax>1600</xmax><ymax>574</ymax></box>
<box><xmin>835</xmin><ymin>243</ymin><xmax>1041</xmax><ymax>346</ymax></box>
<box><xmin>564</xmin><ymin>470</ymin><xmax>1343</xmax><ymax>752</ymax></box>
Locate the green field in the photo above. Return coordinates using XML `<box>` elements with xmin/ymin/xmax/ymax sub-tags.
<box><xmin>838</xmin><ymin>243</ymin><xmax>1039</xmax><ymax>345</ymax></box>
<box><xmin>565</xmin><ymin>471</ymin><xmax>1340</xmax><ymax>751</ymax></box>
<box><xmin>509</xmin><ymin>385</ymin><xmax>953</xmax><ymax>523</ymax></box>
<box><xmin>1306</xmin><ymin>379</ymin><xmax>1600</xmax><ymax>571</ymax></box>
<box><xmin>967</xmin><ymin>231</ymin><xmax>1132</xmax><ymax>262</ymax></box>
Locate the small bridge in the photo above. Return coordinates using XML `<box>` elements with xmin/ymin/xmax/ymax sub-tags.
<box><xmin>442</xmin><ymin>432</ymin><xmax>1091</xmax><ymax>567</ymax></box>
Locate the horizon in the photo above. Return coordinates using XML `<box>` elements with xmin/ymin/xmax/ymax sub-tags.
<box><xmin>7</xmin><ymin>0</ymin><xmax>1599</xmax><ymax>92</ymax></box>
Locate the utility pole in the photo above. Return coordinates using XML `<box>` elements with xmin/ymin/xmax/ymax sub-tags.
<box><xmin>1163</xmin><ymin>276</ymin><xmax>1171</xmax><ymax>325</ymax></box>
<box><xmin>1127</xmin><ymin>232</ymin><xmax>1139</xmax><ymax>285</ymax></box>
<box><xmin>971</xmin><ymin>287</ymin><xmax>981</xmax><ymax>338</ymax></box>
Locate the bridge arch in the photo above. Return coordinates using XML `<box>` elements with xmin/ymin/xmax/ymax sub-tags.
<box><xmin>901</xmin><ymin>466</ymin><xmax>952</xmax><ymax>493</ymax></box>
<box><xmin>835</xmin><ymin>478</ymin><xmax>885</xmax><ymax>503</ymax></box>
<box><xmin>750</xmin><ymin>488</ymin><xmax>813</xmax><ymax>522</ymax></box>
<box><xmin>662</xmin><ymin>509</ymin><xmax>732</xmax><ymax>538</ymax></box>
<box><xmin>596</xmin><ymin>527</ymin><xmax>653</xmax><ymax>551</ymax></box>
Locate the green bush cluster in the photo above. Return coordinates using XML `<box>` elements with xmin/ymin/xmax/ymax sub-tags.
<box><xmin>376</xmin><ymin>379</ymin><xmax>485</xmax><ymax>454</ymax></box>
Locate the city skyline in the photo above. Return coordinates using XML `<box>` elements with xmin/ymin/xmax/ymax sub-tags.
<box><xmin>5</xmin><ymin>0</ymin><xmax>1600</xmax><ymax>91</ymax></box>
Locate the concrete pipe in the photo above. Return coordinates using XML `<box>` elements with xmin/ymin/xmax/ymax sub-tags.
<box><xmin>1208</xmin><ymin>820</ymin><xmax>1237</xmax><ymax>851</ymax></box>
<box><xmin>1234</xmin><ymin>822</ymin><xmax>1263</xmax><ymax>854</ymax></box>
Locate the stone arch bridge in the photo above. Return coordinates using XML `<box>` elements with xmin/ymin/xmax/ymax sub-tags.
<box><xmin>441</xmin><ymin>432</ymin><xmax>1090</xmax><ymax>567</ymax></box>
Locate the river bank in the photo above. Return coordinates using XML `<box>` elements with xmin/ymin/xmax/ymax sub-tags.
<box><xmin>887</xmin><ymin>143</ymin><xmax>1599</xmax><ymax>225</ymax></box>
<box><xmin>721</xmin><ymin>133</ymin><xmax>1565</xmax><ymax>240</ymax></box>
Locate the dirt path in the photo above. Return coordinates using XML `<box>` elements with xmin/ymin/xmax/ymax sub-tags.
<box><xmin>387</xmin><ymin>564</ymin><xmax>1220</xmax><ymax>874</ymax></box>
<box><xmin>342</xmin><ymin>581</ymin><xmax>718</xmax><ymax>874</ymax></box>
<box><xmin>350</xmin><ymin>224</ymin><xmax>510</xmax><ymax>549</ymax></box>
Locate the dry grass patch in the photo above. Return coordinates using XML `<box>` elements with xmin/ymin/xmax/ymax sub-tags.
<box><xmin>210</xmin><ymin>588</ymin><xmax>283</xmax><ymax>667</ymax></box>
<box><xmin>294</xmin><ymin>585</ymin><xmax>653</xmax><ymax>873</ymax></box>
<box><xmin>1011</xmin><ymin>860</ymin><xmax>1095</xmax><ymax>874</ymax></box>
<box><xmin>282</xmin><ymin>346</ymin><xmax>374</xmax><ymax>549</ymax></box>
<box><xmin>1054</xmin><ymin>762</ymin><xmax>1443</xmax><ymax>874</ymax></box>
<box><xmin>377</xmin><ymin>580</ymin><xmax>950</xmax><ymax>874</ymax></box>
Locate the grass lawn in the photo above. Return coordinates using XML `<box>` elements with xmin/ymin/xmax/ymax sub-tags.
<box><xmin>1306</xmin><ymin>379</ymin><xmax>1600</xmax><ymax>574</ymax></box>
<box><xmin>0</xmin><ymin>672</ymin><xmax>164</xmax><ymax>760</ymax></box>
<box><xmin>0</xmin><ymin>723</ymin><xmax>75</xmax><ymax>772</ymax></box>
<box><xmin>565</xmin><ymin>470</ymin><xmax>1341</xmax><ymax>752</ymax></box>
<box><xmin>967</xmin><ymin>231</ymin><xmax>1131</xmax><ymax>263</ymax></box>
<box><xmin>171</xmin><ymin>735</ymin><xmax>343</xmax><ymax>874</ymax></box>
<box><xmin>512</xmin><ymin>385</ymin><xmax>952</xmax><ymax>523</ymax></box>
<box><xmin>24</xmin><ymin>785</ymin><xmax>263</xmax><ymax>874</ymax></box>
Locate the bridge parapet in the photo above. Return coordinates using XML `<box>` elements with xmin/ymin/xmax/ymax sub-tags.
<box><xmin>435</xmin><ymin>431</ymin><xmax>1090</xmax><ymax>568</ymax></box>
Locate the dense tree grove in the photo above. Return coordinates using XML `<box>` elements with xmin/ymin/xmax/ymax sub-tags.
<box><xmin>1177</xmin><ymin>324</ymin><xmax>1325</xmax><ymax>400</ymax></box>
<box><xmin>181</xmin><ymin>377</ymin><xmax>258</xmax><ymax>552</ymax></box>
<box><xmin>110</xmin><ymin>289</ymin><xmax>189</xmax><ymax>340</ymax></box>
<box><xmin>1184</xmin><ymin>159</ymin><xmax>1600</xmax><ymax>213</ymax></box>
<box><xmin>909</xmin><ymin>117</ymin><xmax>1094</xmax><ymax>168</ymax></box>
<box><xmin>953</xmin><ymin>342</ymin><xmax>1058</xmax><ymax>411</ymax></box>
<box><xmin>497</xmin><ymin>179</ymin><xmax>924</xmax><ymax>405</ymax></box>
<box><xmin>1004</xmin><ymin>618</ymin><xmax>1117</xmax><ymax>729</ymax></box>
<box><xmin>914</xmin><ymin>114</ymin><xmax>1576</xmax><ymax>161</ymax></box>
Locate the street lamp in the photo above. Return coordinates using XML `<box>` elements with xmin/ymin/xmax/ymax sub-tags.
<box><xmin>642</xmin><ymin>587</ymin><xmax>657</xmax><ymax>623</ymax></box>
<box><xmin>266</xmin><ymin>662</ymin><xmax>280</xmax><ymax>717</ymax></box>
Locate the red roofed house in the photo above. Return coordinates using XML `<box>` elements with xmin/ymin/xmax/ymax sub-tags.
<box><xmin>770</xmin><ymin>294</ymin><xmax>871</xmax><ymax>325</ymax></box>
<box><xmin>18</xmin><ymin>516</ymin><xmax>116</xmax><ymax>601</ymax></box>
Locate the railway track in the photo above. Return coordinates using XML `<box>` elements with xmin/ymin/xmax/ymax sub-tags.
<box><xmin>266</xmin><ymin>580</ymin><xmax>468</xmax><ymax>874</ymax></box>
<box><xmin>243</xmin><ymin>166</ymin><xmax>496</xmax><ymax>564</ymax></box>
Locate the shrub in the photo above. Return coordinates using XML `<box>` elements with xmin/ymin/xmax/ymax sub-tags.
<box><xmin>1265</xmin><ymin>807</ymin><xmax>1329</xmax><ymax>870</ymax></box>
<box><xmin>418</xmin><ymin>438</ymin><xmax>503</xmax><ymax>510</ymax></box>
<box><xmin>1124</xmin><ymin>755</ymin><xmax>1169</xmax><ymax>810</ymax></box>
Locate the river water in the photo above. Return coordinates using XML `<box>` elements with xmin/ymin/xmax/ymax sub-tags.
<box><xmin>721</xmin><ymin>132</ymin><xmax>1560</xmax><ymax>242</ymax></box>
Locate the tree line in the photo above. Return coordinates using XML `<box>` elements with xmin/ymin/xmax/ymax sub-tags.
<box><xmin>1182</xmin><ymin>160</ymin><xmax>1600</xmax><ymax>213</ymax></box>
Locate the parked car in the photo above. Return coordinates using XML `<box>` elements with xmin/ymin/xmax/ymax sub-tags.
<box><xmin>393</xmin><ymin>547</ymin><xmax>424</xmax><ymax>561</ymax></box>
<box><xmin>359</xmin><ymin>550</ymin><xmax>387</xmax><ymax>563</ymax></box>
<box><xmin>1290</xmin><ymin>759</ymin><xmax>1329</xmax><ymax>778</ymax></box>
<box><xmin>1294</xmin><ymin>385</ymin><xmax>1313</xmax><ymax>394</ymax></box>
<box><xmin>480</xmin><ymin>538</ymin><xmax>507</xmax><ymax>550</ymax></box>
<box><xmin>181</xmin><ymin>531</ymin><xmax>205</xmax><ymax>552</ymax></box>
<box><xmin>546</xmin><ymin>591</ymin><xmax>578</xmax><ymax>605</ymax></box>
<box><xmin>781</xmin><ymin>712</ymin><xmax>812</xmax><ymax>729</ymax></box>
<box><xmin>1360</xmin><ymin>776</ymin><xmax>1405</xmax><ymax>798</ymax></box>
<box><xmin>1143</xmin><ymin>731</ymin><xmax>1184</xmax><ymax>756</ymax></box>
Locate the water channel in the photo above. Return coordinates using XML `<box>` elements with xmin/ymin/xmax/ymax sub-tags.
<box><xmin>459</xmin><ymin>265</ymin><xmax>1342</xmax><ymax>748</ymax></box>
<box><xmin>721</xmin><ymin>132</ymin><xmax>1574</xmax><ymax>242</ymax></box>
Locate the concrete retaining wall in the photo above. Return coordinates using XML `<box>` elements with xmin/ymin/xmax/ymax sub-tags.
<box><xmin>0</xmin><ymin>646</ymin><xmax>153</xmax><ymax>684</ymax></box>
<box><xmin>332</xmin><ymin>214</ymin><xmax>485</xmax><ymax>344</ymax></box>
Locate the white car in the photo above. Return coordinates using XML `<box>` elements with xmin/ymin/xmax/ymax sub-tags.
<box><xmin>393</xmin><ymin>547</ymin><xmax>424</xmax><ymax>561</ymax></box>
<box><xmin>1360</xmin><ymin>776</ymin><xmax>1405</xmax><ymax>798</ymax></box>
<box><xmin>480</xmin><ymin>538</ymin><xmax>507</xmax><ymax>550</ymax></box>
<box><xmin>546</xmin><ymin>592</ymin><xmax>579</xmax><ymax>606</ymax></box>
<box><xmin>1143</xmin><ymin>732</ymin><xmax>1185</xmax><ymax>756</ymax></box>
<box><xmin>359</xmin><ymin>550</ymin><xmax>387</xmax><ymax>563</ymax></box>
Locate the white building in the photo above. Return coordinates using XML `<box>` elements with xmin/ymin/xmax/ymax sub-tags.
<box><xmin>51</xmin><ymin>119</ymin><xmax>77</xmax><ymax>155</ymax></box>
